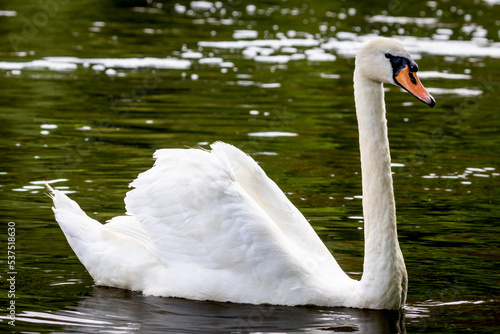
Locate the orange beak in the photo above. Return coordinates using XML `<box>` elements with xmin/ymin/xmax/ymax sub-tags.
<box><xmin>395</xmin><ymin>65</ymin><xmax>435</xmax><ymax>107</ymax></box>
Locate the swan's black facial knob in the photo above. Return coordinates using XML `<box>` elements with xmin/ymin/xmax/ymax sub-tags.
<box><xmin>384</xmin><ymin>53</ymin><xmax>418</xmax><ymax>77</ymax></box>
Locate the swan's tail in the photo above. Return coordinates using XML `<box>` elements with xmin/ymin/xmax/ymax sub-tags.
<box><xmin>47</xmin><ymin>184</ymin><xmax>163</xmax><ymax>291</ymax></box>
<box><xmin>47</xmin><ymin>184</ymin><xmax>104</xmax><ymax>266</ymax></box>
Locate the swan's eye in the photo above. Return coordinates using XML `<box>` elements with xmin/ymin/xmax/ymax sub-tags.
<box><xmin>385</xmin><ymin>53</ymin><xmax>392</xmax><ymax>59</ymax></box>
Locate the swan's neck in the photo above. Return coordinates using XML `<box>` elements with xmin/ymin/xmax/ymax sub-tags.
<box><xmin>353</xmin><ymin>69</ymin><xmax>407</xmax><ymax>309</ymax></box>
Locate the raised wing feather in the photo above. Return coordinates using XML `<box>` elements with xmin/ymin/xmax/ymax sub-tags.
<box><xmin>124</xmin><ymin>142</ymin><xmax>351</xmax><ymax>302</ymax></box>
<box><xmin>210</xmin><ymin>142</ymin><xmax>348</xmax><ymax>279</ymax></box>
<box><xmin>126</xmin><ymin>145</ymin><xmax>285</xmax><ymax>267</ymax></box>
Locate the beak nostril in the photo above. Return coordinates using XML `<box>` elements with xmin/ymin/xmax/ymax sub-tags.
<box><xmin>408</xmin><ymin>72</ymin><xmax>417</xmax><ymax>85</ymax></box>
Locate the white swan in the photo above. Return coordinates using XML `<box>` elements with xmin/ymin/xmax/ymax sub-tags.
<box><xmin>49</xmin><ymin>38</ymin><xmax>435</xmax><ymax>310</ymax></box>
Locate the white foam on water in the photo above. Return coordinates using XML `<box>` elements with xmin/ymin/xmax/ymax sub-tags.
<box><xmin>0</xmin><ymin>60</ymin><xmax>78</xmax><ymax>71</ymax></box>
<box><xmin>417</xmin><ymin>71</ymin><xmax>471</xmax><ymax>80</ymax></box>
<box><xmin>366</xmin><ymin>15</ymin><xmax>439</xmax><ymax>27</ymax></box>
<box><xmin>320</xmin><ymin>34</ymin><xmax>500</xmax><ymax>59</ymax></box>
<box><xmin>233</xmin><ymin>30</ymin><xmax>258</xmax><ymax>39</ymax></box>
<box><xmin>0</xmin><ymin>10</ymin><xmax>17</xmax><ymax>16</ymax></box>
<box><xmin>248</xmin><ymin>131</ymin><xmax>298</xmax><ymax>137</ymax></box>
<box><xmin>426</xmin><ymin>87</ymin><xmax>483</xmax><ymax>97</ymax></box>
<box><xmin>199</xmin><ymin>38</ymin><xmax>320</xmax><ymax>50</ymax></box>
<box><xmin>0</xmin><ymin>57</ymin><xmax>191</xmax><ymax>72</ymax></box>
<box><xmin>190</xmin><ymin>1</ymin><xmax>213</xmax><ymax>11</ymax></box>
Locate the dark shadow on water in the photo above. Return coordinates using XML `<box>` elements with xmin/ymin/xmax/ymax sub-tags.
<box><xmin>28</xmin><ymin>286</ymin><xmax>407</xmax><ymax>333</ymax></box>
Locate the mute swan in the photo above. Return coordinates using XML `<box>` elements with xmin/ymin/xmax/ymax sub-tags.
<box><xmin>49</xmin><ymin>38</ymin><xmax>435</xmax><ymax>310</ymax></box>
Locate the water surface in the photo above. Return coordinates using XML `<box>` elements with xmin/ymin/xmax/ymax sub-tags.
<box><xmin>0</xmin><ymin>0</ymin><xmax>499</xmax><ymax>333</ymax></box>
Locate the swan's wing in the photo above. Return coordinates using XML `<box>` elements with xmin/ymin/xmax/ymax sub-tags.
<box><xmin>124</xmin><ymin>142</ymin><xmax>350</xmax><ymax>297</ymax></box>
<box><xmin>125</xmin><ymin>146</ymin><xmax>291</xmax><ymax>267</ymax></box>
<box><xmin>210</xmin><ymin>142</ymin><xmax>348</xmax><ymax>278</ymax></box>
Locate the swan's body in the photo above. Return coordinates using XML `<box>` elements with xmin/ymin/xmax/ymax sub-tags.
<box><xmin>49</xmin><ymin>38</ymin><xmax>435</xmax><ymax>310</ymax></box>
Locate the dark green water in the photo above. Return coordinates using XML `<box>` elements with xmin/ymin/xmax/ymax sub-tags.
<box><xmin>0</xmin><ymin>0</ymin><xmax>499</xmax><ymax>333</ymax></box>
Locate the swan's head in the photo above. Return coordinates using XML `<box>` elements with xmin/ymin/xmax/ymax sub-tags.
<box><xmin>355</xmin><ymin>38</ymin><xmax>435</xmax><ymax>107</ymax></box>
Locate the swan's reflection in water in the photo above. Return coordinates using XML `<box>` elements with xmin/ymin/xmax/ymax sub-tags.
<box><xmin>50</xmin><ymin>287</ymin><xmax>406</xmax><ymax>333</ymax></box>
